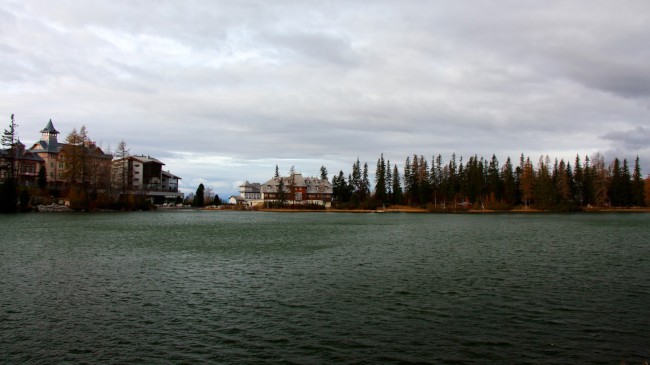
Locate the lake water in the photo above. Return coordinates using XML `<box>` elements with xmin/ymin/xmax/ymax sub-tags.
<box><xmin>1</xmin><ymin>211</ymin><xmax>648</xmax><ymax>364</ymax></box>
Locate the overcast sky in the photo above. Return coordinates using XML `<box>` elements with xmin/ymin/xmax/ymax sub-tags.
<box><xmin>2</xmin><ymin>1</ymin><xmax>649</xmax><ymax>197</ymax></box>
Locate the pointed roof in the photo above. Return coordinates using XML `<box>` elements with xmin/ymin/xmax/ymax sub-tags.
<box><xmin>40</xmin><ymin>119</ymin><xmax>59</xmax><ymax>134</ymax></box>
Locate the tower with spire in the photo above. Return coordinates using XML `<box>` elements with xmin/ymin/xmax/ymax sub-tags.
<box><xmin>40</xmin><ymin>119</ymin><xmax>60</xmax><ymax>151</ymax></box>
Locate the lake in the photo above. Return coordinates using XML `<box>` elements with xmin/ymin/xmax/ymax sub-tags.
<box><xmin>1</xmin><ymin>211</ymin><xmax>648</xmax><ymax>364</ymax></box>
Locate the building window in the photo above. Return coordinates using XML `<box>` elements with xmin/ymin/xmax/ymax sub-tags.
<box><xmin>295</xmin><ymin>192</ymin><xmax>302</xmax><ymax>201</ymax></box>
<box><xmin>59</xmin><ymin>162</ymin><xmax>64</xmax><ymax>168</ymax></box>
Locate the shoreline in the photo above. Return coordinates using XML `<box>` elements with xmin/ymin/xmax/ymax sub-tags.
<box><xmin>248</xmin><ymin>206</ymin><xmax>650</xmax><ymax>214</ymax></box>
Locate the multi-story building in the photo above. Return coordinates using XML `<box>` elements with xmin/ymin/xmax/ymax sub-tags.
<box><xmin>28</xmin><ymin>120</ymin><xmax>113</xmax><ymax>188</ymax></box>
<box><xmin>112</xmin><ymin>155</ymin><xmax>183</xmax><ymax>203</ymax></box>
<box><xmin>229</xmin><ymin>181</ymin><xmax>261</xmax><ymax>206</ymax></box>
<box><xmin>0</xmin><ymin>140</ymin><xmax>45</xmax><ymax>187</ymax></box>
<box><xmin>260</xmin><ymin>172</ymin><xmax>333</xmax><ymax>207</ymax></box>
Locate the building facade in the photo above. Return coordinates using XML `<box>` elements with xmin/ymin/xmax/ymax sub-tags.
<box><xmin>28</xmin><ymin>120</ymin><xmax>113</xmax><ymax>189</ymax></box>
<box><xmin>260</xmin><ymin>173</ymin><xmax>333</xmax><ymax>207</ymax></box>
<box><xmin>112</xmin><ymin>155</ymin><xmax>183</xmax><ymax>203</ymax></box>
<box><xmin>0</xmin><ymin>140</ymin><xmax>45</xmax><ymax>187</ymax></box>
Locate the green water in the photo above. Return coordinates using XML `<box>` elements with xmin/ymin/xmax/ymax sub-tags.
<box><xmin>1</xmin><ymin>211</ymin><xmax>649</xmax><ymax>364</ymax></box>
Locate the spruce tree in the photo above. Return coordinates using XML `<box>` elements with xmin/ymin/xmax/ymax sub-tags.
<box><xmin>320</xmin><ymin>165</ymin><xmax>328</xmax><ymax>181</ymax></box>
<box><xmin>1</xmin><ymin>115</ymin><xmax>18</xmax><ymax>213</ymax></box>
<box><xmin>631</xmin><ymin>156</ymin><xmax>645</xmax><ymax>206</ymax></box>
<box><xmin>502</xmin><ymin>157</ymin><xmax>516</xmax><ymax>206</ymax></box>
<box><xmin>391</xmin><ymin>164</ymin><xmax>402</xmax><ymax>205</ymax></box>
<box><xmin>193</xmin><ymin>183</ymin><xmax>205</xmax><ymax>207</ymax></box>
<box><xmin>374</xmin><ymin>154</ymin><xmax>387</xmax><ymax>204</ymax></box>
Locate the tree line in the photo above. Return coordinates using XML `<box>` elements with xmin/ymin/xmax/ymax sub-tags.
<box><xmin>331</xmin><ymin>153</ymin><xmax>647</xmax><ymax>211</ymax></box>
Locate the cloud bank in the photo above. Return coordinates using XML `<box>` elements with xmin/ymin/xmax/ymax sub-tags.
<box><xmin>2</xmin><ymin>1</ymin><xmax>649</xmax><ymax>196</ymax></box>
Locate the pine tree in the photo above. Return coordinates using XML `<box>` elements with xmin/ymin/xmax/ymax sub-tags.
<box><xmin>374</xmin><ymin>154</ymin><xmax>387</xmax><ymax>204</ymax></box>
<box><xmin>1</xmin><ymin>115</ymin><xmax>18</xmax><ymax>213</ymax></box>
<box><xmin>391</xmin><ymin>164</ymin><xmax>402</xmax><ymax>204</ymax></box>
<box><xmin>193</xmin><ymin>183</ymin><xmax>205</xmax><ymax>207</ymax></box>
<box><xmin>573</xmin><ymin>155</ymin><xmax>584</xmax><ymax>206</ymax></box>
<box><xmin>320</xmin><ymin>165</ymin><xmax>328</xmax><ymax>181</ymax></box>
<box><xmin>386</xmin><ymin>159</ymin><xmax>392</xmax><ymax>201</ymax></box>
<box><xmin>534</xmin><ymin>155</ymin><xmax>554</xmax><ymax>209</ymax></box>
<box><xmin>362</xmin><ymin>162</ymin><xmax>370</xmax><ymax>201</ymax></box>
<box><xmin>631</xmin><ymin>156</ymin><xmax>645</xmax><ymax>206</ymax></box>
<box><xmin>502</xmin><ymin>157</ymin><xmax>516</xmax><ymax>206</ymax></box>
<box><xmin>555</xmin><ymin>159</ymin><xmax>571</xmax><ymax>206</ymax></box>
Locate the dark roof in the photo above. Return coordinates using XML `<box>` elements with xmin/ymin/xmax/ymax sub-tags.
<box><xmin>40</xmin><ymin>119</ymin><xmax>59</xmax><ymax>134</ymax></box>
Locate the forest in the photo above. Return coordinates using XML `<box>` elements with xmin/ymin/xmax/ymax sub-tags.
<box><xmin>330</xmin><ymin>153</ymin><xmax>648</xmax><ymax>211</ymax></box>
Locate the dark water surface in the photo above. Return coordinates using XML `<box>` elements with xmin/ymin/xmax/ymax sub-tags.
<box><xmin>1</xmin><ymin>211</ymin><xmax>648</xmax><ymax>364</ymax></box>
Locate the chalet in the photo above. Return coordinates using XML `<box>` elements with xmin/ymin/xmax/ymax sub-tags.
<box><xmin>261</xmin><ymin>172</ymin><xmax>333</xmax><ymax>207</ymax></box>
<box><xmin>0</xmin><ymin>140</ymin><xmax>45</xmax><ymax>187</ymax></box>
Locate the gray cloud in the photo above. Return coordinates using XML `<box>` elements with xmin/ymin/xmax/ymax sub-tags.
<box><xmin>2</xmin><ymin>0</ymin><xmax>650</xmax><ymax>196</ymax></box>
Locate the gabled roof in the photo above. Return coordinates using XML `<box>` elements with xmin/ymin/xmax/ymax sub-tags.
<box><xmin>0</xmin><ymin>146</ymin><xmax>45</xmax><ymax>162</ymax></box>
<box><xmin>29</xmin><ymin>140</ymin><xmax>62</xmax><ymax>154</ymax></box>
<box><xmin>261</xmin><ymin>173</ymin><xmax>313</xmax><ymax>193</ymax></box>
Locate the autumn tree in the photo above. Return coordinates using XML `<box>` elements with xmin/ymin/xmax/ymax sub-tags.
<box><xmin>204</xmin><ymin>186</ymin><xmax>215</xmax><ymax>206</ymax></box>
<box><xmin>591</xmin><ymin>153</ymin><xmax>609</xmax><ymax>206</ymax></box>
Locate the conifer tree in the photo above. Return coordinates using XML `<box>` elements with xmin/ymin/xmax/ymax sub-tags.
<box><xmin>1</xmin><ymin>115</ymin><xmax>18</xmax><ymax>213</ymax></box>
<box><xmin>403</xmin><ymin>156</ymin><xmax>411</xmax><ymax>203</ymax></box>
<box><xmin>573</xmin><ymin>155</ymin><xmax>584</xmax><ymax>206</ymax></box>
<box><xmin>535</xmin><ymin>155</ymin><xmax>555</xmax><ymax>209</ymax></box>
<box><xmin>193</xmin><ymin>183</ymin><xmax>205</xmax><ymax>207</ymax></box>
<box><xmin>386</xmin><ymin>159</ymin><xmax>392</xmax><ymax>201</ymax></box>
<box><xmin>320</xmin><ymin>166</ymin><xmax>328</xmax><ymax>181</ymax></box>
<box><xmin>631</xmin><ymin>156</ymin><xmax>645</xmax><ymax>206</ymax></box>
<box><xmin>38</xmin><ymin>166</ymin><xmax>47</xmax><ymax>190</ymax></box>
<box><xmin>391</xmin><ymin>164</ymin><xmax>402</xmax><ymax>205</ymax></box>
<box><xmin>374</xmin><ymin>154</ymin><xmax>387</xmax><ymax>204</ymax></box>
<box><xmin>502</xmin><ymin>157</ymin><xmax>516</xmax><ymax>206</ymax></box>
<box><xmin>362</xmin><ymin>162</ymin><xmax>370</xmax><ymax>201</ymax></box>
